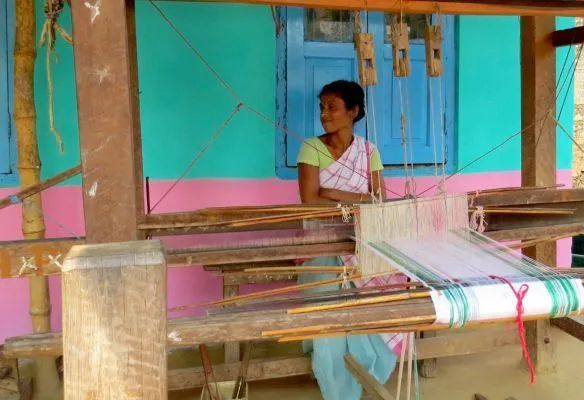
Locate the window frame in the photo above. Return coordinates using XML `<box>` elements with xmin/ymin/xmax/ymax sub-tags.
<box><xmin>275</xmin><ymin>7</ymin><xmax>458</xmax><ymax>180</ymax></box>
<box><xmin>0</xmin><ymin>0</ymin><xmax>17</xmax><ymax>186</ymax></box>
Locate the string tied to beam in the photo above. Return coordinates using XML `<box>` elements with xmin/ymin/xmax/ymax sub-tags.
<box><xmin>469</xmin><ymin>205</ymin><xmax>487</xmax><ymax>233</ymax></box>
<box><xmin>40</xmin><ymin>0</ymin><xmax>73</xmax><ymax>154</ymax></box>
<box><xmin>338</xmin><ymin>204</ymin><xmax>353</xmax><ymax>223</ymax></box>
<box><xmin>489</xmin><ymin>275</ymin><xmax>536</xmax><ymax>384</ymax></box>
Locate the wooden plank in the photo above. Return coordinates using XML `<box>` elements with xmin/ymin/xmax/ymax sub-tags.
<box><xmin>0</xmin><ymin>165</ymin><xmax>81</xmax><ymax>211</ymax></box>
<box><xmin>167</xmin><ymin>242</ymin><xmax>355</xmax><ymax>266</ymax></box>
<box><xmin>344</xmin><ymin>355</ymin><xmax>395</xmax><ymax>400</ymax></box>
<box><xmin>485</xmin><ymin>222</ymin><xmax>584</xmax><ymax>242</ymax></box>
<box><xmin>62</xmin><ymin>240</ymin><xmax>167</xmax><ymax>399</ymax></box>
<box><xmin>184</xmin><ymin>0</ymin><xmax>584</xmax><ymax>16</ymax></box>
<box><xmin>415</xmin><ymin>328</ymin><xmax>519</xmax><ymax>360</ymax></box>
<box><xmin>520</xmin><ymin>15</ymin><xmax>557</xmax><ymax>372</ymax></box>
<box><xmin>551</xmin><ymin>26</ymin><xmax>584</xmax><ymax>47</ymax></box>
<box><xmin>70</xmin><ymin>0</ymin><xmax>144</xmax><ymax>243</ymax></box>
<box><xmin>472</xmin><ymin>188</ymin><xmax>584</xmax><ymax>207</ymax></box>
<box><xmin>0</xmin><ymin>238</ymin><xmax>83</xmax><ymax>278</ymax></box>
<box><xmin>3</xmin><ymin>300</ymin><xmax>436</xmax><ymax>358</ymax></box>
<box><xmin>168</xmin><ymin>356</ymin><xmax>311</xmax><ymax>391</ymax></box>
<box><xmin>484</xmin><ymin>201</ymin><xmax>584</xmax><ymax>233</ymax></box>
<box><xmin>551</xmin><ymin>317</ymin><xmax>584</xmax><ymax>342</ymax></box>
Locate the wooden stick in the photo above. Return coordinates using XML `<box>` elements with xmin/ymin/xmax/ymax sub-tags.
<box><xmin>209</xmin><ymin>274</ymin><xmax>359</xmax><ymax>306</ymax></box>
<box><xmin>243</xmin><ymin>266</ymin><xmax>357</xmax><ymax>273</ymax></box>
<box><xmin>471</xmin><ymin>184</ymin><xmax>563</xmax><ymax>195</ymax></box>
<box><xmin>243</xmin><ymin>267</ymin><xmax>359</xmax><ymax>274</ymax></box>
<box><xmin>210</xmin><ymin>271</ymin><xmax>395</xmax><ymax>307</ymax></box>
<box><xmin>191</xmin><ymin>209</ymin><xmax>354</xmax><ymax>229</ymax></box>
<box><xmin>406</xmin><ymin>332</ymin><xmax>414</xmax><ymax>400</ymax></box>
<box><xmin>396</xmin><ymin>333</ymin><xmax>408</xmax><ymax>400</ymax></box>
<box><xmin>0</xmin><ymin>165</ymin><xmax>81</xmax><ymax>211</ymax></box>
<box><xmin>508</xmin><ymin>233</ymin><xmax>577</xmax><ymax>249</ymax></box>
<box><xmin>199</xmin><ymin>344</ymin><xmax>220</xmax><ymax>400</ymax></box>
<box><xmin>264</xmin><ymin>315</ymin><xmax>435</xmax><ymax>338</ymax></box>
<box><xmin>232</xmin><ymin>342</ymin><xmax>252</xmax><ymax>399</ymax></box>
<box><xmin>287</xmin><ymin>290</ymin><xmax>431</xmax><ymax>315</ymax></box>
<box><xmin>469</xmin><ymin>207</ymin><xmax>574</xmax><ymax>215</ymax></box>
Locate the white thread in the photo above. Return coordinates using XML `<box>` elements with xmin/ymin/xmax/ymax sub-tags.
<box><xmin>48</xmin><ymin>254</ymin><xmax>64</xmax><ymax>270</ymax></box>
<box><xmin>469</xmin><ymin>206</ymin><xmax>487</xmax><ymax>233</ymax></box>
<box><xmin>18</xmin><ymin>257</ymin><xmax>38</xmax><ymax>276</ymax></box>
<box><xmin>339</xmin><ymin>205</ymin><xmax>352</xmax><ymax>223</ymax></box>
<box><xmin>84</xmin><ymin>0</ymin><xmax>101</xmax><ymax>24</ymax></box>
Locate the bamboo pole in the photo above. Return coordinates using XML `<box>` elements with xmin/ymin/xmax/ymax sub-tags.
<box><xmin>13</xmin><ymin>0</ymin><xmax>59</xmax><ymax>397</ymax></box>
<box><xmin>14</xmin><ymin>0</ymin><xmax>50</xmax><ymax>336</ymax></box>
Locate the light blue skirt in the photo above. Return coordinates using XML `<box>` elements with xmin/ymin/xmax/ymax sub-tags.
<box><xmin>299</xmin><ymin>257</ymin><xmax>397</xmax><ymax>400</ymax></box>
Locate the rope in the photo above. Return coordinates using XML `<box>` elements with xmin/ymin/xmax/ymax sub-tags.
<box><xmin>150</xmin><ymin>103</ymin><xmax>243</xmax><ymax>212</ymax></box>
<box><xmin>489</xmin><ymin>275</ymin><xmax>535</xmax><ymax>384</ymax></box>
<box><xmin>469</xmin><ymin>206</ymin><xmax>487</xmax><ymax>233</ymax></box>
<box><xmin>149</xmin><ymin>0</ymin><xmax>404</xmax><ymax>199</ymax></box>
<box><xmin>419</xmin><ymin>33</ymin><xmax>582</xmax><ymax>197</ymax></box>
<box><xmin>40</xmin><ymin>0</ymin><xmax>72</xmax><ymax>154</ymax></box>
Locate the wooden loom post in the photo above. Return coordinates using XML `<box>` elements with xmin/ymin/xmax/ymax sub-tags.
<box><xmin>62</xmin><ymin>240</ymin><xmax>167</xmax><ymax>399</ymax></box>
<box><xmin>70</xmin><ymin>0</ymin><xmax>145</xmax><ymax>243</ymax></box>
<box><xmin>520</xmin><ymin>15</ymin><xmax>557</xmax><ymax>372</ymax></box>
<box><xmin>13</xmin><ymin>0</ymin><xmax>59</xmax><ymax>396</ymax></box>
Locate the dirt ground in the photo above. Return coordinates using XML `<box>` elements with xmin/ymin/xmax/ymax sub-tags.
<box><xmin>170</xmin><ymin>326</ymin><xmax>584</xmax><ymax>400</ymax></box>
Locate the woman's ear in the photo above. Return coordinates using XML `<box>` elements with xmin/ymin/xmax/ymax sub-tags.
<box><xmin>350</xmin><ymin>106</ymin><xmax>359</xmax><ymax>121</ymax></box>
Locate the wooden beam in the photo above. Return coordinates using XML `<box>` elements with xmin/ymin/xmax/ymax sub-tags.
<box><xmin>0</xmin><ymin>165</ymin><xmax>81</xmax><ymax>211</ymax></box>
<box><xmin>70</xmin><ymin>0</ymin><xmax>144</xmax><ymax>243</ymax></box>
<box><xmin>520</xmin><ymin>15</ymin><xmax>557</xmax><ymax>372</ymax></box>
<box><xmin>62</xmin><ymin>240</ymin><xmax>167</xmax><ymax>399</ymax></box>
<box><xmin>2</xmin><ymin>300</ymin><xmax>436</xmax><ymax>358</ymax></box>
<box><xmin>551</xmin><ymin>26</ymin><xmax>584</xmax><ymax>47</ymax></box>
<box><xmin>485</xmin><ymin>222</ymin><xmax>584</xmax><ymax>242</ymax></box>
<box><xmin>167</xmin><ymin>242</ymin><xmax>355</xmax><ymax>266</ymax></box>
<box><xmin>415</xmin><ymin>327</ymin><xmax>519</xmax><ymax>360</ymax></box>
<box><xmin>0</xmin><ymin>238</ymin><xmax>83</xmax><ymax>278</ymax></box>
<box><xmin>472</xmin><ymin>188</ymin><xmax>584</xmax><ymax>207</ymax></box>
<box><xmin>186</xmin><ymin>0</ymin><xmax>584</xmax><ymax>16</ymax></box>
<box><xmin>551</xmin><ymin>317</ymin><xmax>584</xmax><ymax>342</ymax></box>
<box><xmin>345</xmin><ymin>355</ymin><xmax>395</xmax><ymax>400</ymax></box>
<box><xmin>169</xmin><ymin>356</ymin><xmax>311</xmax><ymax>391</ymax></box>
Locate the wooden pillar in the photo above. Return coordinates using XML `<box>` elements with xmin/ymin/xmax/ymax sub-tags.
<box><xmin>70</xmin><ymin>0</ymin><xmax>144</xmax><ymax>243</ymax></box>
<box><xmin>520</xmin><ymin>15</ymin><xmax>557</xmax><ymax>372</ymax></box>
<box><xmin>62</xmin><ymin>240</ymin><xmax>167</xmax><ymax>399</ymax></box>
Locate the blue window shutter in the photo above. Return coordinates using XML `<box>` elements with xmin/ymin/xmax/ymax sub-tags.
<box><xmin>277</xmin><ymin>10</ymin><xmax>455</xmax><ymax>177</ymax></box>
<box><xmin>285</xmin><ymin>8</ymin><xmax>365</xmax><ymax>167</ymax></box>
<box><xmin>0</xmin><ymin>0</ymin><xmax>11</xmax><ymax>174</ymax></box>
<box><xmin>368</xmin><ymin>13</ymin><xmax>453</xmax><ymax>166</ymax></box>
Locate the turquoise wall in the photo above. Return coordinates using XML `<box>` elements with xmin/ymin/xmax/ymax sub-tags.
<box><xmin>22</xmin><ymin>3</ymin><xmax>576</xmax><ymax>184</ymax></box>
<box><xmin>457</xmin><ymin>16</ymin><xmax>574</xmax><ymax>173</ymax></box>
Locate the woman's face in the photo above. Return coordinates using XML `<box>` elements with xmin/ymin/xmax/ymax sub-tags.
<box><xmin>319</xmin><ymin>93</ymin><xmax>358</xmax><ymax>134</ymax></box>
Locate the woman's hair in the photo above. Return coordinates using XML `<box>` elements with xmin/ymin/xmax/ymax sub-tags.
<box><xmin>318</xmin><ymin>80</ymin><xmax>366</xmax><ymax>123</ymax></box>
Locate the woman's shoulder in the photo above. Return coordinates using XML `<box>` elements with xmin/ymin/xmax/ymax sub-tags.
<box><xmin>303</xmin><ymin>136</ymin><xmax>326</xmax><ymax>146</ymax></box>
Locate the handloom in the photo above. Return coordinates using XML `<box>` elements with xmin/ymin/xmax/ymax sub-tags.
<box><xmin>357</xmin><ymin>194</ymin><xmax>584</xmax><ymax>330</ymax></box>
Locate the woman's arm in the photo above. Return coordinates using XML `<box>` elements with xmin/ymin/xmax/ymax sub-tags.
<box><xmin>298</xmin><ymin>163</ymin><xmax>336</xmax><ymax>204</ymax></box>
<box><xmin>299</xmin><ymin>163</ymin><xmax>378</xmax><ymax>203</ymax></box>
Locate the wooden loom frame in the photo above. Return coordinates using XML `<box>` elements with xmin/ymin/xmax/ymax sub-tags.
<box><xmin>4</xmin><ymin>0</ymin><xmax>584</xmax><ymax>397</ymax></box>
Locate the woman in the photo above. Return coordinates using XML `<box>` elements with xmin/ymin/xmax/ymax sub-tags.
<box><xmin>297</xmin><ymin>80</ymin><xmax>397</xmax><ymax>400</ymax></box>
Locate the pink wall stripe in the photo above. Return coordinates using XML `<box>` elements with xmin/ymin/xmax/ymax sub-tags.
<box><xmin>0</xmin><ymin>170</ymin><xmax>574</xmax><ymax>343</ymax></box>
